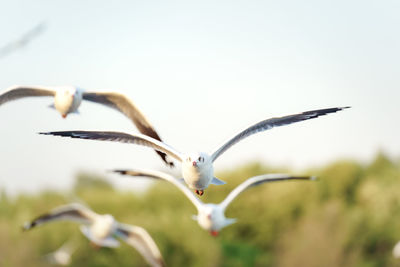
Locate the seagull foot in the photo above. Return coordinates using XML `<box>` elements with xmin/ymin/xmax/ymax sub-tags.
<box><xmin>195</xmin><ymin>190</ymin><xmax>204</xmax><ymax>196</ymax></box>
<box><xmin>210</xmin><ymin>230</ymin><xmax>219</xmax><ymax>237</ymax></box>
<box><xmin>90</xmin><ymin>242</ymin><xmax>101</xmax><ymax>250</ymax></box>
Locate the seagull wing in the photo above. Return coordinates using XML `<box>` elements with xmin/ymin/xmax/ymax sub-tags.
<box><xmin>22</xmin><ymin>203</ymin><xmax>98</xmax><ymax>230</ymax></box>
<box><xmin>0</xmin><ymin>85</ymin><xmax>55</xmax><ymax>105</ymax></box>
<box><xmin>40</xmin><ymin>130</ymin><xmax>184</xmax><ymax>162</ymax></box>
<box><xmin>219</xmin><ymin>174</ymin><xmax>315</xmax><ymax>211</ymax></box>
<box><xmin>82</xmin><ymin>92</ymin><xmax>174</xmax><ymax>166</ymax></box>
<box><xmin>211</xmin><ymin>107</ymin><xmax>350</xmax><ymax>162</ymax></box>
<box><xmin>115</xmin><ymin>223</ymin><xmax>166</xmax><ymax>267</ymax></box>
<box><xmin>113</xmin><ymin>169</ymin><xmax>203</xmax><ymax>211</ymax></box>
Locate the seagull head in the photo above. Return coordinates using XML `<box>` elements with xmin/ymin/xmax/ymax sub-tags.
<box><xmin>185</xmin><ymin>152</ymin><xmax>210</xmax><ymax>168</ymax></box>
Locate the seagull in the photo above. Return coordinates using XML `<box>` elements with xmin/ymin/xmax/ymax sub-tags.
<box><xmin>43</xmin><ymin>240</ymin><xmax>77</xmax><ymax>266</ymax></box>
<box><xmin>41</xmin><ymin>107</ymin><xmax>348</xmax><ymax>196</ymax></box>
<box><xmin>23</xmin><ymin>203</ymin><xmax>166</xmax><ymax>267</ymax></box>
<box><xmin>0</xmin><ymin>22</ymin><xmax>46</xmax><ymax>59</ymax></box>
<box><xmin>393</xmin><ymin>240</ymin><xmax>400</xmax><ymax>258</ymax></box>
<box><xmin>113</xmin><ymin>168</ymin><xmax>316</xmax><ymax>236</ymax></box>
<box><xmin>0</xmin><ymin>85</ymin><xmax>173</xmax><ymax>166</ymax></box>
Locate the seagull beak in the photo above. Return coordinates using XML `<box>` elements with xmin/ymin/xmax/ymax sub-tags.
<box><xmin>62</xmin><ymin>114</ymin><xmax>67</xmax><ymax>118</ymax></box>
<box><xmin>210</xmin><ymin>230</ymin><xmax>219</xmax><ymax>237</ymax></box>
<box><xmin>192</xmin><ymin>161</ymin><xmax>197</xmax><ymax>167</ymax></box>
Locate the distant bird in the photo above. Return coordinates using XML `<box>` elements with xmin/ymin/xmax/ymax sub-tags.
<box><xmin>393</xmin><ymin>241</ymin><xmax>400</xmax><ymax>258</ymax></box>
<box><xmin>23</xmin><ymin>203</ymin><xmax>166</xmax><ymax>267</ymax></box>
<box><xmin>0</xmin><ymin>22</ymin><xmax>46</xmax><ymax>59</ymax></box>
<box><xmin>43</xmin><ymin>240</ymin><xmax>77</xmax><ymax>266</ymax></box>
<box><xmin>42</xmin><ymin>107</ymin><xmax>349</xmax><ymax>196</ymax></box>
<box><xmin>0</xmin><ymin>85</ymin><xmax>173</xmax><ymax>166</ymax></box>
<box><xmin>113</xmin><ymin>168</ymin><xmax>316</xmax><ymax>236</ymax></box>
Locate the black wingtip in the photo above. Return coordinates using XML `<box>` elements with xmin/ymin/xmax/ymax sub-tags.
<box><xmin>113</xmin><ymin>170</ymin><xmax>128</xmax><ymax>175</ymax></box>
<box><xmin>156</xmin><ymin>151</ymin><xmax>175</xmax><ymax>168</ymax></box>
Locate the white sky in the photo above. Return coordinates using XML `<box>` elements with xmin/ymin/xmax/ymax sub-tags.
<box><xmin>0</xmin><ymin>0</ymin><xmax>399</xmax><ymax>195</ymax></box>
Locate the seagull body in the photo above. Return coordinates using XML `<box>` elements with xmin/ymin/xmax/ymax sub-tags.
<box><xmin>1</xmin><ymin>85</ymin><xmax>173</xmax><ymax>166</ymax></box>
<box><xmin>23</xmin><ymin>203</ymin><xmax>165</xmax><ymax>267</ymax></box>
<box><xmin>113</xmin><ymin>169</ymin><xmax>315</xmax><ymax>235</ymax></box>
<box><xmin>42</xmin><ymin>107</ymin><xmax>349</xmax><ymax>195</ymax></box>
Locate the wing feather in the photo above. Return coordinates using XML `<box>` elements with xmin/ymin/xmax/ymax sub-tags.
<box><xmin>211</xmin><ymin>107</ymin><xmax>350</xmax><ymax>162</ymax></box>
<box><xmin>0</xmin><ymin>86</ymin><xmax>55</xmax><ymax>105</ymax></box>
<box><xmin>219</xmin><ymin>174</ymin><xmax>315</xmax><ymax>211</ymax></box>
<box><xmin>116</xmin><ymin>223</ymin><xmax>166</xmax><ymax>267</ymax></box>
<box><xmin>22</xmin><ymin>203</ymin><xmax>97</xmax><ymax>230</ymax></box>
<box><xmin>82</xmin><ymin>92</ymin><xmax>174</xmax><ymax>166</ymax></box>
<box><xmin>40</xmin><ymin>130</ymin><xmax>184</xmax><ymax>162</ymax></box>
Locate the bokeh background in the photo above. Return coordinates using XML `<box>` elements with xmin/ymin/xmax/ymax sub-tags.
<box><xmin>0</xmin><ymin>0</ymin><xmax>399</xmax><ymax>266</ymax></box>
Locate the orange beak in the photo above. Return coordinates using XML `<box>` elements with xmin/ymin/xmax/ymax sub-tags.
<box><xmin>62</xmin><ymin>114</ymin><xmax>67</xmax><ymax>118</ymax></box>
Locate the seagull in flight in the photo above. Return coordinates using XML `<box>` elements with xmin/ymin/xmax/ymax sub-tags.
<box><xmin>113</xmin><ymin>168</ymin><xmax>316</xmax><ymax>236</ymax></box>
<box><xmin>41</xmin><ymin>106</ymin><xmax>349</xmax><ymax>195</ymax></box>
<box><xmin>43</xmin><ymin>240</ymin><xmax>77</xmax><ymax>266</ymax></box>
<box><xmin>0</xmin><ymin>85</ymin><xmax>173</xmax><ymax>166</ymax></box>
<box><xmin>23</xmin><ymin>203</ymin><xmax>166</xmax><ymax>267</ymax></box>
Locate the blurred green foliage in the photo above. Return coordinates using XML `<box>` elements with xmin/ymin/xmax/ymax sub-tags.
<box><xmin>1</xmin><ymin>152</ymin><xmax>400</xmax><ymax>267</ymax></box>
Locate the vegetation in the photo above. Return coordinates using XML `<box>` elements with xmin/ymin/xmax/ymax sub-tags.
<box><xmin>1</xmin><ymin>152</ymin><xmax>400</xmax><ymax>267</ymax></box>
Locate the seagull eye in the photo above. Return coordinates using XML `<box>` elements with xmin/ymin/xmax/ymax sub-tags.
<box><xmin>198</xmin><ymin>157</ymin><xmax>203</xmax><ymax>162</ymax></box>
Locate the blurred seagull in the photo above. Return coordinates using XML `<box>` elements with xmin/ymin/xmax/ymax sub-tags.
<box><xmin>0</xmin><ymin>22</ymin><xmax>46</xmax><ymax>58</ymax></box>
<box><xmin>0</xmin><ymin>85</ymin><xmax>173</xmax><ymax>166</ymax></box>
<box><xmin>393</xmin><ymin>240</ymin><xmax>400</xmax><ymax>258</ymax></box>
<box><xmin>23</xmin><ymin>203</ymin><xmax>166</xmax><ymax>267</ymax></box>
<box><xmin>43</xmin><ymin>240</ymin><xmax>77</xmax><ymax>266</ymax></box>
<box><xmin>42</xmin><ymin>107</ymin><xmax>349</xmax><ymax>195</ymax></box>
<box><xmin>113</xmin><ymin>168</ymin><xmax>316</xmax><ymax>236</ymax></box>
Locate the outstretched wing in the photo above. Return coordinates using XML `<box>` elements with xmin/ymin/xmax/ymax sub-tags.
<box><xmin>82</xmin><ymin>92</ymin><xmax>174</xmax><ymax>166</ymax></box>
<box><xmin>219</xmin><ymin>174</ymin><xmax>316</xmax><ymax>211</ymax></box>
<box><xmin>116</xmin><ymin>223</ymin><xmax>166</xmax><ymax>267</ymax></box>
<box><xmin>0</xmin><ymin>85</ymin><xmax>55</xmax><ymax>105</ymax></box>
<box><xmin>113</xmin><ymin>169</ymin><xmax>203</xmax><ymax>211</ymax></box>
<box><xmin>22</xmin><ymin>203</ymin><xmax>98</xmax><ymax>231</ymax></box>
<box><xmin>211</xmin><ymin>107</ymin><xmax>350</xmax><ymax>162</ymax></box>
<box><xmin>40</xmin><ymin>130</ymin><xmax>184</xmax><ymax>163</ymax></box>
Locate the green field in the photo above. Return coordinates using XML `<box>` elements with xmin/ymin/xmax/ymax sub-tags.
<box><xmin>1</xmin><ymin>152</ymin><xmax>400</xmax><ymax>267</ymax></box>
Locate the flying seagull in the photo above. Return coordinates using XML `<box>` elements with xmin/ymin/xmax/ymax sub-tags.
<box><xmin>23</xmin><ymin>203</ymin><xmax>166</xmax><ymax>267</ymax></box>
<box><xmin>393</xmin><ymin>240</ymin><xmax>400</xmax><ymax>258</ymax></box>
<box><xmin>0</xmin><ymin>22</ymin><xmax>46</xmax><ymax>59</ymax></box>
<box><xmin>41</xmin><ymin>106</ymin><xmax>349</xmax><ymax>195</ymax></box>
<box><xmin>113</xmin><ymin>168</ymin><xmax>316</xmax><ymax>235</ymax></box>
<box><xmin>43</xmin><ymin>240</ymin><xmax>77</xmax><ymax>266</ymax></box>
<box><xmin>0</xmin><ymin>85</ymin><xmax>173</xmax><ymax>166</ymax></box>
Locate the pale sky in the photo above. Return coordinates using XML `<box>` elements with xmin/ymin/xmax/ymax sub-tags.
<box><xmin>0</xmin><ymin>0</ymin><xmax>399</xmax><ymax>195</ymax></box>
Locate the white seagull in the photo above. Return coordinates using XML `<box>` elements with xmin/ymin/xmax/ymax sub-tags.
<box><xmin>0</xmin><ymin>85</ymin><xmax>173</xmax><ymax>166</ymax></box>
<box><xmin>43</xmin><ymin>240</ymin><xmax>77</xmax><ymax>266</ymax></box>
<box><xmin>113</xmin><ymin>168</ymin><xmax>316</xmax><ymax>236</ymax></box>
<box><xmin>393</xmin><ymin>240</ymin><xmax>400</xmax><ymax>258</ymax></box>
<box><xmin>41</xmin><ymin>107</ymin><xmax>348</xmax><ymax>196</ymax></box>
<box><xmin>23</xmin><ymin>203</ymin><xmax>166</xmax><ymax>267</ymax></box>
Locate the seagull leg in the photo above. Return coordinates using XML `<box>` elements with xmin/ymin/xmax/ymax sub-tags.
<box><xmin>90</xmin><ymin>242</ymin><xmax>101</xmax><ymax>250</ymax></box>
<box><xmin>210</xmin><ymin>230</ymin><xmax>219</xmax><ymax>237</ymax></box>
<box><xmin>195</xmin><ymin>190</ymin><xmax>204</xmax><ymax>196</ymax></box>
